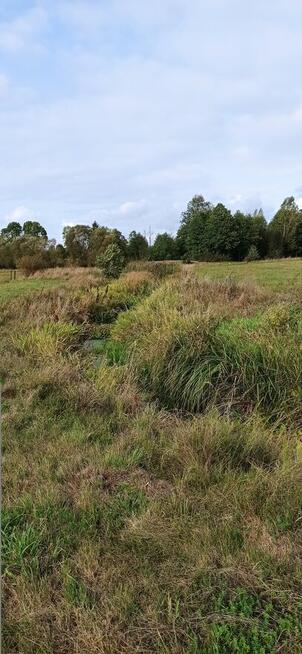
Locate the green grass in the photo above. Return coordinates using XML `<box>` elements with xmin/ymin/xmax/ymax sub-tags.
<box><xmin>2</xmin><ymin>262</ymin><xmax>302</xmax><ymax>653</ymax></box>
<box><xmin>195</xmin><ymin>258</ymin><xmax>302</xmax><ymax>290</ymax></box>
<box><xmin>0</xmin><ymin>277</ymin><xmax>64</xmax><ymax>302</ymax></box>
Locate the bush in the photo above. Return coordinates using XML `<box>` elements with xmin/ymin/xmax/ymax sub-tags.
<box><xmin>125</xmin><ymin>260</ymin><xmax>181</xmax><ymax>279</ymax></box>
<box><xmin>96</xmin><ymin>244</ymin><xmax>125</xmax><ymax>278</ymax></box>
<box><xmin>245</xmin><ymin>245</ymin><xmax>260</xmax><ymax>262</ymax></box>
<box><xmin>18</xmin><ymin>254</ymin><xmax>47</xmax><ymax>276</ymax></box>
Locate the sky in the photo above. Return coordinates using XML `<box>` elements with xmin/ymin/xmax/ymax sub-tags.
<box><xmin>0</xmin><ymin>0</ymin><xmax>301</xmax><ymax>242</ymax></box>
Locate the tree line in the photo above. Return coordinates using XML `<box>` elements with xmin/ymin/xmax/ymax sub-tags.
<box><xmin>0</xmin><ymin>195</ymin><xmax>301</xmax><ymax>273</ymax></box>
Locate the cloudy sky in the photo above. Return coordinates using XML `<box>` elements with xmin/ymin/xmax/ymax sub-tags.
<box><xmin>0</xmin><ymin>0</ymin><xmax>301</xmax><ymax>242</ymax></box>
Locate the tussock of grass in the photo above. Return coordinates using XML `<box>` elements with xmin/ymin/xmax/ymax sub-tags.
<box><xmin>14</xmin><ymin>322</ymin><xmax>85</xmax><ymax>357</ymax></box>
<box><xmin>112</xmin><ymin>276</ymin><xmax>302</xmax><ymax>423</ymax></box>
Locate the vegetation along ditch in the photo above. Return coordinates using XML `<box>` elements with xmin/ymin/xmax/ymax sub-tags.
<box><xmin>1</xmin><ymin>260</ymin><xmax>302</xmax><ymax>654</ymax></box>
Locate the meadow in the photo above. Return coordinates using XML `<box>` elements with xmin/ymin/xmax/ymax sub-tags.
<box><xmin>196</xmin><ymin>258</ymin><xmax>302</xmax><ymax>291</ymax></box>
<box><xmin>1</xmin><ymin>259</ymin><xmax>302</xmax><ymax>653</ymax></box>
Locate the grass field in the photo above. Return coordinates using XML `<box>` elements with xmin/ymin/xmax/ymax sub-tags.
<box><xmin>0</xmin><ymin>277</ymin><xmax>66</xmax><ymax>302</ymax></box>
<box><xmin>0</xmin><ymin>267</ymin><xmax>102</xmax><ymax>302</ymax></box>
<box><xmin>2</xmin><ymin>260</ymin><xmax>302</xmax><ymax>653</ymax></box>
<box><xmin>195</xmin><ymin>257</ymin><xmax>302</xmax><ymax>290</ymax></box>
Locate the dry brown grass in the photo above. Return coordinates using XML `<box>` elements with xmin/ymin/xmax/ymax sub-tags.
<box><xmin>33</xmin><ymin>266</ymin><xmax>102</xmax><ymax>282</ymax></box>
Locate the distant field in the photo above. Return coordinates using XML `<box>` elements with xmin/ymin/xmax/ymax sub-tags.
<box><xmin>0</xmin><ymin>269</ymin><xmax>22</xmax><ymax>283</ymax></box>
<box><xmin>195</xmin><ymin>258</ymin><xmax>302</xmax><ymax>290</ymax></box>
<box><xmin>0</xmin><ymin>267</ymin><xmax>101</xmax><ymax>303</ymax></box>
<box><xmin>0</xmin><ymin>277</ymin><xmax>63</xmax><ymax>302</ymax></box>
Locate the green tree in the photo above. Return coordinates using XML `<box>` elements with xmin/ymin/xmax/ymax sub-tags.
<box><xmin>97</xmin><ymin>243</ymin><xmax>125</xmax><ymax>278</ymax></box>
<box><xmin>151</xmin><ymin>233</ymin><xmax>177</xmax><ymax>260</ymax></box>
<box><xmin>127</xmin><ymin>231</ymin><xmax>149</xmax><ymax>260</ymax></box>
<box><xmin>250</xmin><ymin>209</ymin><xmax>268</xmax><ymax>258</ymax></box>
<box><xmin>0</xmin><ymin>238</ymin><xmax>15</xmax><ymax>268</ymax></box>
<box><xmin>268</xmin><ymin>197</ymin><xmax>301</xmax><ymax>257</ymax></box>
<box><xmin>206</xmin><ymin>203</ymin><xmax>240</xmax><ymax>259</ymax></box>
<box><xmin>89</xmin><ymin>227</ymin><xmax>128</xmax><ymax>266</ymax></box>
<box><xmin>1</xmin><ymin>221</ymin><xmax>22</xmax><ymax>240</ymax></box>
<box><xmin>295</xmin><ymin>219</ymin><xmax>302</xmax><ymax>256</ymax></box>
<box><xmin>176</xmin><ymin>195</ymin><xmax>212</xmax><ymax>260</ymax></box>
<box><xmin>63</xmin><ymin>225</ymin><xmax>91</xmax><ymax>265</ymax></box>
<box><xmin>23</xmin><ymin>220</ymin><xmax>47</xmax><ymax>239</ymax></box>
<box><xmin>231</xmin><ymin>211</ymin><xmax>252</xmax><ymax>261</ymax></box>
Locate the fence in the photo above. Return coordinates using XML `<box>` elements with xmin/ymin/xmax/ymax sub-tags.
<box><xmin>0</xmin><ymin>269</ymin><xmax>20</xmax><ymax>283</ymax></box>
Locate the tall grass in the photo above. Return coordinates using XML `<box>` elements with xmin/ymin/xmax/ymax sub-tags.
<box><xmin>112</xmin><ymin>276</ymin><xmax>302</xmax><ymax>423</ymax></box>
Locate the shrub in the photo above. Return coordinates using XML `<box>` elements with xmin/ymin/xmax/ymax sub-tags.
<box><xmin>125</xmin><ymin>260</ymin><xmax>181</xmax><ymax>279</ymax></box>
<box><xmin>245</xmin><ymin>245</ymin><xmax>260</xmax><ymax>262</ymax></box>
<box><xmin>96</xmin><ymin>244</ymin><xmax>125</xmax><ymax>278</ymax></box>
<box><xmin>18</xmin><ymin>254</ymin><xmax>47</xmax><ymax>277</ymax></box>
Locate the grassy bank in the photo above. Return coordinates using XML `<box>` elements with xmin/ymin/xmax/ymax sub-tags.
<box><xmin>2</xmin><ymin>261</ymin><xmax>302</xmax><ymax>653</ymax></box>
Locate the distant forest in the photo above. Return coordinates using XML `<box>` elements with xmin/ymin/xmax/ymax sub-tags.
<box><xmin>1</xmin><ymin>195</ymin><xmax>302</xmax><ymax>273</ymax></box>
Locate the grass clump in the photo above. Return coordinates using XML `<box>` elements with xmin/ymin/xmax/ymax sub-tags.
<box><xmin>112</xmin><ymin>277</ymin><xmax>302</xmax><ymax>423</ymax></box>
<box><xmin>14</xmin><ymin>321</ymin><xmax>85</xmax><ymax>357</ymax></box>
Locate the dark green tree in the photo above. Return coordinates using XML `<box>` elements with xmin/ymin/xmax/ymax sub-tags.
<box><xmin>23</xmin><ymin>220</ymin><xmax>47</xmax><ymax>239</ymax></box>
<box><xmin>127</xmin><ymin>231</ymin><xmax>149</xmax><ymax>260</ymax></box>
<box><xmin>151</xmin><ymin>233</ymin><xmax>177</xmax><ymax>260</ymax></box>
<box><xmin>206</xmin><ymin>203</ymin><xmax>240</xmax><ymax>259</ymax></box>
<box><xmin>176</xmin><ymin>195</ymin><xmax>212</xmax><ymax>260</ymax></box>
<box><xmin>250</xmin><ymin>210</ymin><xmax>268</xmax><ymax>258</ymax></box>
<box><xmin>1</xmin><ymin>221</ymin><xmax>22</xmax><ymax>240</ymax></box>
<box><xmin>230</xmin><ymin>211</ymin><xmax>252</xmax><ymax>261</ymax></box>
<box><xmin>294</xmin><ymin>219</ymin><xmax>302</xmax><ymax>256</ymax></box>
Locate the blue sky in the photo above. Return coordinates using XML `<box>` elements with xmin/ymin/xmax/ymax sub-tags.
<box><xmin>0</xmin><ymin>1</ymin><xmax>301</xmax><ymax>242</ymax></box>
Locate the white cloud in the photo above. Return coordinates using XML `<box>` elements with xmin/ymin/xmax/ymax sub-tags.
<box><xmin>118</xmin><ymin>200</ymin><xmax>146</xmax><ymax>215</ymax></box>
